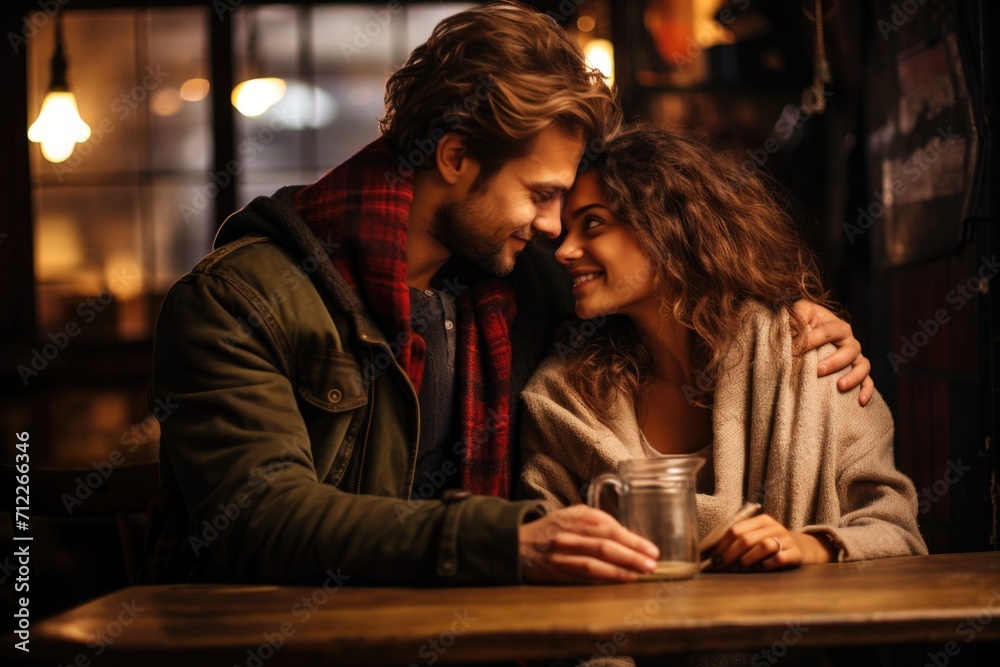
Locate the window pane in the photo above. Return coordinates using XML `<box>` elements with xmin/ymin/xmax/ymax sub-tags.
<box><xmin>233</xmin><ymin>6</ymin><xmax>303</xmax><ymax>173</ymax></box>
<box><xmin>312</xmin><ymin>4</ymin><xmax>396</xmax><ymax>68</ymax></box>
<box><xmin>29</xmin><ymin>7</ymin><xmax>211</xmax><ymax>341</ymax></box>
<box><xmin>33</xmin><ymin>185</ymin><xmax>147</xmax><ymax>341</ymax></box>
<box><xmin>405</xmin><ymin>4</ymin><xmax>475</xmax><ymax>52</ymax></box>
<box><xmin>145</xmin><ymin>9</ymin><xmax>212</xmax><ymax>172</ymax></box>
<box><xmin>314</xmin><ymin>73</ymin><xmax>383</xmax><ymax>169</ymax></box>
<box><xmin>150</xmin><ymin>179</ymin><xmax>215</xmax><ymax>292</ymax></box>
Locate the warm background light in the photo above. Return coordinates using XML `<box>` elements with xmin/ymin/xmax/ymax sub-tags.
<box><xmin>34</xmin><ymin>215</ymin><xmax>84</xmax><ymax>281</ymax></box>
<box><xmin>584</xmin><ymin>38</ymin><xmax>615</xmax><ymax>86</ymax></box>
<box><xmin>104</xmin><ymin>253</ymin><xmax>144</xmax><ymax>301</ymax></box>
<box><xmin>180</xmin><ymin>77</ymin><xmax>211</xmax><ymax>102</ymax></box>
<box><xmin>151</xmin><ymin>88</ymin><xmax>183</xmax><ymax>117</ymax></box>
<box><xmin>232</xmin><ymin>77</ymin><xmax>286</xmax><ymax>117</ymax></box>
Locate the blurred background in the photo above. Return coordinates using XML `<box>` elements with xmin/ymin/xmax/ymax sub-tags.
<box><xmin>0</xmin><ymin>0</ymin><xmax>996</xmax><ymax>622</ymax></box>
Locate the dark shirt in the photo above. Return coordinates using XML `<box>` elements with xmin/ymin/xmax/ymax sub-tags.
<box><xmin>409</xmin><ymin>284</ymin><xmax>460</xmax><ymax>499</ymax></box>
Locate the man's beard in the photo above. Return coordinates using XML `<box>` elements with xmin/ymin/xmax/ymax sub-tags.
<box><xmin>429</xmin><ymin>198</ymin><xmax>525</xmax><ymax>277</ymax></box>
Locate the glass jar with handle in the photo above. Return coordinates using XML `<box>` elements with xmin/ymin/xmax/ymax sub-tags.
<box><xmin>588</xmin><ymin>456</ymin><xmax>704</xmax><ymax>580</ymax></box>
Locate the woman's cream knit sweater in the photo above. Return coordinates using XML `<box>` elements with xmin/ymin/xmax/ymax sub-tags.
<box><xmin>518</xmin><ymin>305</ymin><xmax>928</xmax><ymax>561</ymax></box>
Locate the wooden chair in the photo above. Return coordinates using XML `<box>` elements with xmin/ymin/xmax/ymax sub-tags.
<box><xmin>1</xmin><ymin>461</ymin><xmax>159</xmax><ymax>584</ymax></box>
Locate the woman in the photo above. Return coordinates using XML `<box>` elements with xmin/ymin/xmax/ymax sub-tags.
<box><xmin>518</xmin><ymin>126</ymin><xmax>927</xmax><ymax>570</ymax></box>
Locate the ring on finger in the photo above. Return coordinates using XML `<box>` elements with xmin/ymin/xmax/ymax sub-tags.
<box><xmin>771</xmin><ymin>536</ymin><xmax>783</xmax><ymax>552</ymax></box>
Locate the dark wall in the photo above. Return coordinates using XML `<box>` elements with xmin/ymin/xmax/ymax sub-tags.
<box><xmin>857</xmin><ymin>0</ymin><xmax>997</xmax><ymax>553</ymax></box>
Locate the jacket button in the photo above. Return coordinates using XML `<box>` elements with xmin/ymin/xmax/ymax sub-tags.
<box><xmin>441</xmin><ymin>560</ymin><xmax>455</xmax><ymax>572</ymax></box>
<box><xmin>442</xmin><ymin>489</ymin><xmax>471</xmax><ymax>502</ymax></box>
<box><xmin>327</xmin><ymin>388</ymin><xmax>343</xmax><ymax>404</ymax></box>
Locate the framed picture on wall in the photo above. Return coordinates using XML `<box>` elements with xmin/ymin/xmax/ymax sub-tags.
<box><xmin>864</xmin><ymin>0</ymin><xmax>980</xmax><ymax>268</ymax></box>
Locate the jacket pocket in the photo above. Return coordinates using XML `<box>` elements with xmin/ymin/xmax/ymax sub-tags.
<box><xmin>296</xmin><ymin>350</ymin><xmax>368</xmax><ymax>412</ymax></box>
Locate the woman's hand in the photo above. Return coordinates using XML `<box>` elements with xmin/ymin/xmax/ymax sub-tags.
<box><xmin>705</xmin><ymin>514</ymin><xmax>835</xmax><ymax>572</ymax></box>
<box><xmin>792</xmin><ymin>300</ymin><xmax>875</xmax><ymax>406</ymax></box>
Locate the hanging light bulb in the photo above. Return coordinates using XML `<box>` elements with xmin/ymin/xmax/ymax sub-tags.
<box><xmin>28</xmin><ymin>18</ymin><xmax>91</xmax><ymax>164</ymax></box>
<box><xmin>232</xmin><ymin>10</ymin><xmax>286</xmax><ymax>118</ymax></box>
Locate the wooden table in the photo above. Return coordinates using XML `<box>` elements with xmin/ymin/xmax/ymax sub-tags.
<box><xmin>19</xmin><ymin>552</ymin><xmax>1000</xmax><ymax>666</ymax></box>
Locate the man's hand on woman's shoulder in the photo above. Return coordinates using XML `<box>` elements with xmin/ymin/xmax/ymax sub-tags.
<box><xmin>792</xmin><ymin>300</ymin><xmax>875</xmax><ymax>406</ymax></box>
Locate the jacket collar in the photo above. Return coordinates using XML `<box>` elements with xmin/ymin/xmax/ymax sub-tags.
<box><xmin>214</xmin><ymin>185</ymin><xmax>389</xmax><ymax>346</ymax></box>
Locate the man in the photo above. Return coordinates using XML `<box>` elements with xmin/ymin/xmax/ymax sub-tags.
<box><xmin>142</xmin><ymin>2</ymin><xmax>871</xmax><ymax>586</ymax></box>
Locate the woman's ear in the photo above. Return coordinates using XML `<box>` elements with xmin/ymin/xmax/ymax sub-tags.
<box><xmin>434</xmin><ymin>132</ymin><xmax>473</xmax><ymax>185</ymax></box>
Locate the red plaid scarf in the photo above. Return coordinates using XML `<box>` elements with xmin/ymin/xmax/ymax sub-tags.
<box><xmin>293</xmin><ymin>138</ymin><xmax>516</xmax><ymax>498</ymax></box>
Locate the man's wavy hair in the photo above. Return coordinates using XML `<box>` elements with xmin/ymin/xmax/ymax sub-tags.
<box><xmin>380</xmin><ymin>1</ymin><xmax>620</xmax><ymax>180</ymax></box>
<box><xmin>564</xmin><ymin>126</ymin><xmax>835</xmax><ymax>420</ymax></box>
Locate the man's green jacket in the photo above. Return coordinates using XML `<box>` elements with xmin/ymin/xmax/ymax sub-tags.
<box><xmin>142</xmin><ymin>186</ymin><xmax>569</xmax><ymax>585</ymax></box>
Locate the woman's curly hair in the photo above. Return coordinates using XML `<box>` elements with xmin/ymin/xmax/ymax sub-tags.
<box><xmin>564</xmin><ymin>126</ymin><xmax>835</xmax><ymax>420</ymax></box>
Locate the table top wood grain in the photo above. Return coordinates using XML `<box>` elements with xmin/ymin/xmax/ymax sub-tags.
<box><xmin>20</xmin><ymin>552</ymin><xmax>1000</xmax><ymax>666</ymax></box>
